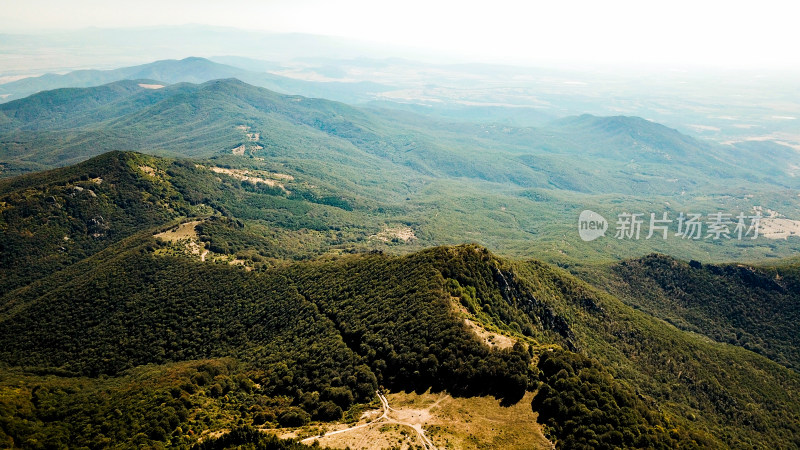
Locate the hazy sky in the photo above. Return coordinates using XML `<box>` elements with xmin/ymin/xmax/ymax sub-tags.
<box><xmin>2</xmin><ymin>0</ymin><xmax>798</xmax><ymax>68</ymax></box>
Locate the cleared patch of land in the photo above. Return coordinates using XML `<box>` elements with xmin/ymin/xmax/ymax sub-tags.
<box><xmin>208</xmin><ymin>166</ymin><xmax>289</xmax><ymax>192</ymax></box>
<box><xmin>760</xmin><ymin>218</ymin><xmax>800</xmax><ymax>239</ymax></box>
<box><xmin>270</xmin><ymin>172</ymin><xmax>294</xmax><ymax>181</ymax></box>
<box><xmin>138</xmin><ymin>165</ymin><xmax>161</xmax><ymax>177</ymax></box>
<box><xmin>154</xmin><ymin>221</ymin><xmax>201</xmax><ymax>242</ymax></box>
<box><xmin>464</xmin><ymin>318</ymin><xmax>517</xmax><ymax>350</ymax></box>
<box><xmin>369</xmin><ymin>226</ymin><xmax>416</xmax><ymax>243</ymax></box>
<box><xmin>230</xmin><ymin>125</ymin><xmax>263</xmax><ymax>155</ymax></box>
<box><xmin>294</xmin><ymin>390</ymin><xmax>551</xmax><ymax>450</ymax></box>
<box><xmin>451</xmin><ymin>297</ymin><xmax>518</xmax><ymax>350</ymax></box>
<box><xmin>229</xmin><ymin>258</ymin><xmax>252</xmax><ymax>271</ymax></box>
<box><xmin>154</xmin><ymin>221</ymin><xmax>207</xmax><ymax>258</ymax></box>
<box><xmin>721</xmin><ymin>134</ymin><xmax>800</xmax><ymax>151</ymax></box>
<box><xmin>687</xmin><ymin>124</ymin><xmax>721</xmax><ymax>132</ymax></box>
<box><xmin>152</xmin><ymin>220</ymin><xmax>257</xmax><ymax>267</ymax></box>
<box><xmin>138</xmin><ymin>83</ymin><xmax>165</xmax><ymax>89</ymax></box>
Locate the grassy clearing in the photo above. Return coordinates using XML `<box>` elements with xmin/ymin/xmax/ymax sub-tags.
<box><xmin>298</xmin><ymin>390</ymin><xmax>552</xmax><ymax>450</ymax></box>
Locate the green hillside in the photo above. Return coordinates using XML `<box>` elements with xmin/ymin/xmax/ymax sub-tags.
<box><xmin>2</xmin><ymin>234</ymin><xmax>799</xmax><ymax>448</ymax></box>
<box><xmin>0</xmin><ymin>150</ymin><xmax>396</xmax><ymax>293</ymax></box>
<box><xmin>1</xmin><ymin>151</ymin><xmax>800</xmax><ymax>447</ymax></box>
<box><xmin>575</xmin><ymin>254</ymin><xmax>800</xmax><ymax>370</ymax></box>
<box><xmin>435</xmin><ymin>247</ymin><xmax>800</xmax><ymax>447</ymax></box>
<box><xmin>2</xmin><ymin>78</ymin><xmax>800</xmax><ymax>265</ymax></box>
<box><xmin>3</xmin><ymin>77</ymin><xmax>794</xmax><ymax>196</ymax></box>
<box><xmin>2</xmin><ymin>67</ymin><xmax>798</xmax><ymax>272</ymax></box>
<box><xmin>0</xmin><ymin>152</ymin><xmax>190</xmax><ymax>292</ymax></box>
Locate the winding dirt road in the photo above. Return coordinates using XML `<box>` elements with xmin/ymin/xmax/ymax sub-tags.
<box><xmin>300</xmin><ymin>391</ymin><xmax>437</xmax><ymax>449</ymax></box>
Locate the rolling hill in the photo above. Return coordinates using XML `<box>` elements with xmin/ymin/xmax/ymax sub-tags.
<box><xmin>0</xmin><ymin>57</ymin><xmax>247</xmax><ymax>101</ymax></box>
<box><xmin>2</xmin><ymin>77</ymin><xmax>800</xmax><ymax>266</ymax></box>
<box><xmin>0</xmin><ymin>150</ymin><xmax>394</xmax><ymax>293</ymax></box>
<box><xmin>1</xmin><ymin>152</ymin><xmax>799</xmax><ymax>448</ymax></box>
<box><xmin>2</xmin><ymin>76</ymin><xmax>795</xmax><ymax>195</ymax></box>
<box><xmin>0</xmin><ymin>57</ymin><xmax>391</xmax><ymax>105</ymax></box>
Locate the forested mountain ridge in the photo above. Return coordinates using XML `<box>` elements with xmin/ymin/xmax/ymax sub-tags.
<box><xmin>0</xmin><ymin>236</ymin><xmax>685</xmax><ymax>447</ymax></box>
<box><xmin>0</xmin><ymin>149</ymin><xmax>403</xmax><ymax>293</ymax></box>
<box><xmin>0</xmin><ymin>229</ymin><xmax>668</xmax><ymax>447</ymax></box>
<box><xmin>0</xmin><ymin>151</ymin><xmax>192</xmax><ymax>292</ymax></box>
<box><xmin>575</xmin><ymin>253</ymin><xmax>800</xmax><ymax>371</ymax></box>
<box><xmin>2</xmin><ymin>194</ymin><xmax>800</xmax><ymax>448</ymax></box>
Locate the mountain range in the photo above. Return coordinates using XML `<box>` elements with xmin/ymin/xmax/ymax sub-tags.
<box><xmin>0</xmin><ymin>57</ymin><xmax>390</xmax><ymax>105</ymax></box>
<box><xmin>1</xmin><ymin>152</ymin><xmax>799</xmax><ymax>448</ymax></box>
<box><xmin>0</xmin><ymin>57</ymin><xmax>799</xmax><ymax>449</ymax></box>
<box><xmin>1</xmin><ymin>72</ymin><xmax>798</xmax><ymax>263</ymax></box>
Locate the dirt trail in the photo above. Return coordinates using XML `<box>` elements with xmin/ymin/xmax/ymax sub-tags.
<box><xmin>301</xmin><ymin>391</ymin><xmax>439</xmax><ymax>449</ymax></box>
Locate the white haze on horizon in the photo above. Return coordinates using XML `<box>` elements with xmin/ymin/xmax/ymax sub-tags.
<box><xmin>1</xmin><ymin>0</ymin><xmax>798</xmax><ymax>70</ymax></box>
